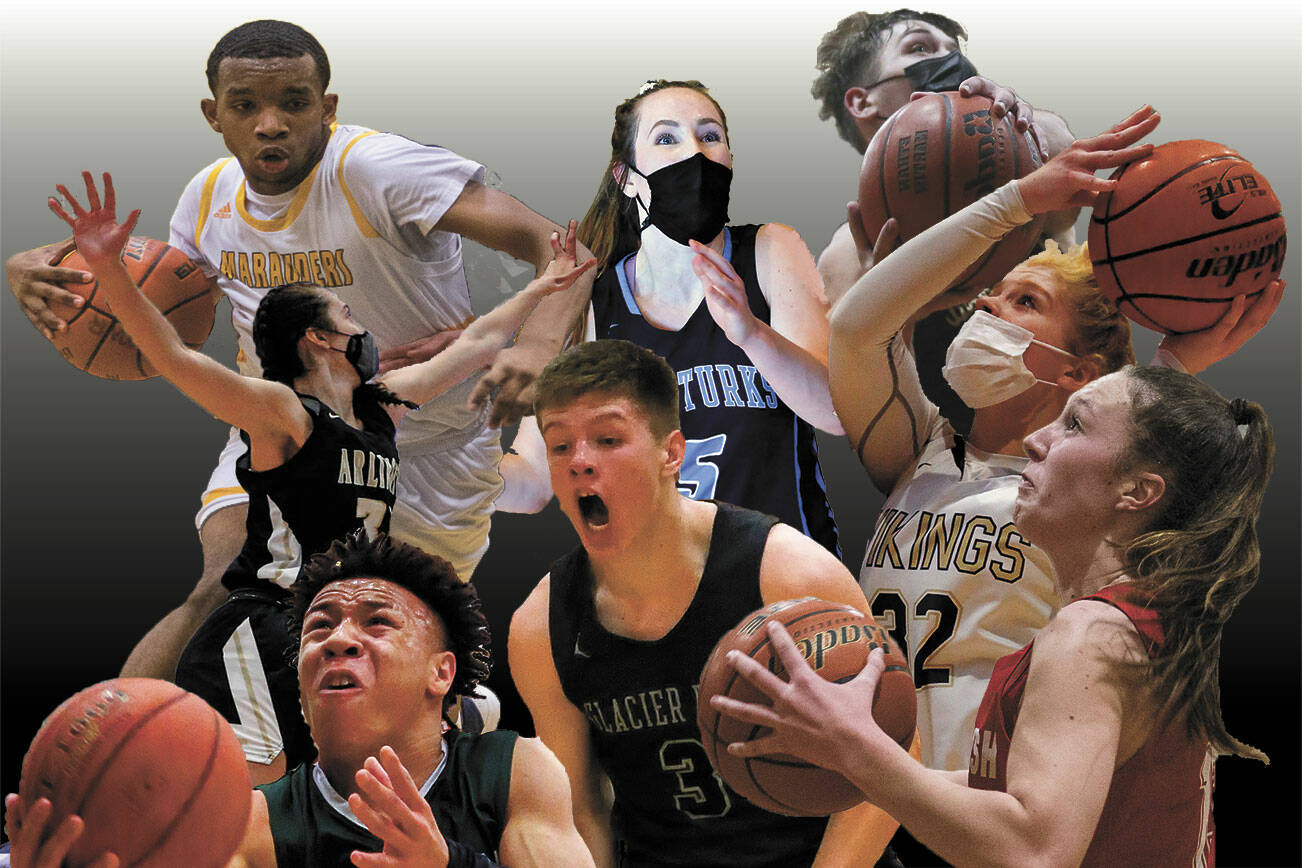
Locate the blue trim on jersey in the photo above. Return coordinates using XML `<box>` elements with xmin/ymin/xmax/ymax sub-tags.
<box><xmin>808</xmin><ymin>431</ymin><xmax>841</xmax><ymax>559</ymax></box>
<box><xmin>616</xmin><ymin>229</ymin><xmax>734</xmax><ymax>317</ymax></box>
<box><xmin>791</xmin><ymin>414</ymin><xmax>812</xmax><ymax>538</ymax></box>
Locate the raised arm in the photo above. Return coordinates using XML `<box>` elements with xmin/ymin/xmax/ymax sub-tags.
<box><xmin>508</xmin><ymin>579</ymin><xmax>614</xmax><ymax>868</ymax></box>
<box><xmin>439</xmin><ymin>182</ymin><xmax>597</xmax><ymax>427</ymax></box>
<box><xmin>380</xmin><ymin>221</ymin><xmax>595</xmax><ymax>410</ymax></box>
<box><xmin>830</xmin><ymin>106</ymin><xmax>1161</xmax><ymax>492</ymax></box>
<box><xmin>499</xmin><ymin>737</ymin><xmax>597</xmax><ymax>868</ymax></box>
<box><xmin>49</xmin><ymin>173</ymin><xmax>308</xmax><ymax>458</ymax></box>
<box><xmin>689</xmin><ymin>223</ymin><xmax>843</xmax><ymax>434</ymax></box>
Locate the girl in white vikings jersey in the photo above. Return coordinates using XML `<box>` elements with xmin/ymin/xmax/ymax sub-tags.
<box><xmin>828</xmin><ymin>105</ymin><xmax>1279</xmax><ymax>772</ymax></box>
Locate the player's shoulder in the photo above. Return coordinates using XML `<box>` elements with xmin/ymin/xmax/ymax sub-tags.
<box><xmin>507</xmin><ymin>733</ymin><xmax>572</xmax><ymax>798</ymax></box>
<box><xmin>178</xmin><ymin>155</ymin><xmax>241</xmax><ymax>199</ymax></box>
<box><xmin>509</xmin><ymin>574</ymin><xmax>553</xmax><ymax>644</ymax></box>
<box><xmin>1039</xmin><ymin>595</ymin><xmax>1146</xmax><ymax>665</ymax></box>
<box><xmin>756</xmin><ymin>221</ymin><xmax>814</xmax><ymax>261</ymax></box>
<box><xmin>333</xmin><ymin>124</ymin><xmax>468</xmax><ymax>175</ymax></box>
<box><xmin>759</xmin><ymin>522</ymin><xmax>864</xmax><ymax>609</ymax></box>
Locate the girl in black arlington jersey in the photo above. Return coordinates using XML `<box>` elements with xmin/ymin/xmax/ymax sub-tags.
<box><xmin>50</xmin><ymin>173</ymin><xmax>594</xmax><ymax>783</ymax></box>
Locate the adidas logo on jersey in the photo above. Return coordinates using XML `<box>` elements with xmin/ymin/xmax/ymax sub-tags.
<box><xmin>213</xmin><ymin>202</ymin><xmax>232</xmax><ymax>219</ymax></box>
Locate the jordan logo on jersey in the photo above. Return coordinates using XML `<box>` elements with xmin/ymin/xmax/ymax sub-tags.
<box><xmin>219</xmin><ymin>248</ymin><xmax>354</xmax><ymax>289</ymax></box>
<box><xmin>336</xmin><ymin>448</ymin><xmax>398</xmax><ymax>495</ymax></box>
<box><xmin>677</xmin><ymin>363</ymin><xmax>778</xmax><ymax>413</ymax></box>
<box><xmin>213</xmin><ymin>202</ymin><xmax>233</xmax><ymax>219</ymax></box>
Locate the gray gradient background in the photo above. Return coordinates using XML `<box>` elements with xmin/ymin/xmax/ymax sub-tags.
<box><xmin>2</xmin><ymin>1</ymin><xmax>1298</xmax><ymax>862</ymax></box>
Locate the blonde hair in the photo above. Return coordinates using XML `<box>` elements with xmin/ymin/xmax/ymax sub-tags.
<box><xmin>1022</xmin><ymin>240</ymin><xmax>1134</xmax><ymax>373</ymax></box>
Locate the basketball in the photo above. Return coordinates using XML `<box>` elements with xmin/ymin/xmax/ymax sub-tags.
<box><xmin>858</xmin><ymin>91</ymin><xmax>1047</xmax><ymax>292</ymax></box>
<box><xmin>18</xmin><ymin>678</ymin><xmax>251</xmax><ymax>867</ymax></box>
<box><xmin>50</xmin><ymin>236</ymin><xmax>215</xmax><ymax>380</ymax></box>
<box><xmin>1088</xmin><ymin>140</ymin><xmax>1286</xmax><ymax>334</ymax></box>
<box><xmin>697</xmin><ymin>597</ymin><xmax>915</xmax><ymax>817</ymax></box>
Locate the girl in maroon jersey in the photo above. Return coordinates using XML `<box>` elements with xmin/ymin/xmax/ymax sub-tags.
<box><xmin>713</xmin><ymin>361</ymin><xmax>1272</xmax><ymax>866</ymax></box>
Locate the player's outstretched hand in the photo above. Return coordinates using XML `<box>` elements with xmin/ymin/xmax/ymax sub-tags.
<box><xmin>690</xmin><ymin>239</ymin><xmax>764</xmax><ymax>348</ymax></box>
<box><xmin>4</xmin><ymin>794</ymin><xmax>120</xmax><ymax>868</ymax></box>
<box><xmin>47</xmin><ymin>172</ymin><xmax>140</xmax><ymax>274</ymax></box>
<box><xmin>536</xmin><ymin>219</ymin><xmax>598</xmax><ymax>294</ymax></box>
<box><xmin>6</xmin><ymin>240</ymin><xmax>91</xmax><ymax>340</ymax></box>
<box><xmin>1016</xmin><ymin>106</ymin><xmax>1160</xmax><ymax>216</ymax></box>
<box><xmin>348</xmin><ymin>746</ymin><xmax>450</xmax><ymax>868</ymax></box>
<box><xmin>467</xmin><ymin>220</ymin><xmax>595</xmax><ymax>427</ymax></box>
<box><xmin>1158</xmin><ymin>279</ymin><xmax>1285</xmax><ymax>375</ymax></box>
<box><xmin>710</xmin><ymin>620</ymin><xmax>892</xmax><ymax>779</ymax></box>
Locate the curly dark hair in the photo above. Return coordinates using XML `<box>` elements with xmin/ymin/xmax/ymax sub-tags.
<box><xmin>207</xmin><ymin>19</ymin><xmax>331</xmax><ymax>93</ymax></box>
<box><xmin>288</xmin><ymin>531</ymin><xmax>492</xmax><ymax>707</ymax></box>
<box><xmin>812</xmin><ymin>9</ymin><xmax>967</xmax><ymax>152</ymax></box>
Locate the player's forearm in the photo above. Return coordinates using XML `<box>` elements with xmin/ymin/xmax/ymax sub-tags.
<box><xmin>829</xmin><ymin>182</ymin><xmax>1033</xmax><ymax>348</ymax></box>
<box><xmin>812</xmin><ymin>799</ymin><xmax>898</xmax><ymax>867</ymax></box>
<box><xmin>737</xmin><ymin>323</ymin><xmax>843</xmax><ymax>434</ymax></box>
<box><xmin>95</xmin><ymin>259</ymin><xmax>202</xmax><ymax>375</ymax></box>
<box><xmin>514</xmin><ymin>242</ymin><xmax>595</xmax><ymax>353</ymax></box>
<box><xmin>843</xmin><ymin>735</ymin><xmax>1065</xmax><ymax>868</ymax></box>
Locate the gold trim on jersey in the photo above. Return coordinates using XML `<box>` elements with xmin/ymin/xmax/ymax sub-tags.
<box><xmin>202</xmin><ymin>485</ymin><xmax>247</xmax><ymax>506</ymax></box>
<box><xmin>235</xmin><ymin>158</ymin><xmax>325</xmax><ymax>232</ymax></box>
<box><xmin>338</xmin><ymin>130</ymin><xmax>383</xmax><ymax>238</ymax></box>
<box><xmin>195</xmin><ymin>158</ymin><xmax>235</xmax><ymax>243</ymax></box>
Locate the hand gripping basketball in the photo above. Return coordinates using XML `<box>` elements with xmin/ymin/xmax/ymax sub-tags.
<box><xmin>711</xmin><ymin>619</ymin><xmax>894</xmax><ymax>779</ymax></box>
<box><xmin>1016</xmin><ymin>106</ymin><xmax>1161</xmax><ymax>215</ymax></box>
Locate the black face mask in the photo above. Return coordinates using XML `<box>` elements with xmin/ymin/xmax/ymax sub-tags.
<box><xmin>867</xmin><ymin>50</ymin><xmax>979</xmax><ymax>95</ymax></box>
<box><xmin>326</xmin><ymin>329</ymin><xmax>379</xmax><ymax>382</ymax></box>
<box><xmin>630</xmin><ymin>152</ymin><xmax>732</xmax><ymax>247</ymax></box>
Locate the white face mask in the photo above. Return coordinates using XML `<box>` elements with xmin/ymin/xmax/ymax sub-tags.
<box><xmin>942</xmin><ymin>310</ymin><xmax>1078</xmax><ymax>409</ymax></box>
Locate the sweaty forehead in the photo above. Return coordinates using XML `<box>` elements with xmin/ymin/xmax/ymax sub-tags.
<box><xmin>215</xmin><ymin>54</ymin><xmax>322</xmax><ymax>93</ymax></box>
<box><xmin>309</xmin><ymin>577</ymin><xmax>432</xmax><ymax>620</ymax></box>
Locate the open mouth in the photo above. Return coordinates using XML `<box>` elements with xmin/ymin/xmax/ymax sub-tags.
<box><xmin>577</xmin><ymin>494</ymin><xmax>610</xmax><ymax>528</ymax></box>
<box><xmin>256</xmin><ymin>149</ymin><xmax>290</xmax><ymax>173</ymax></box>
<box><xmin>322</xmin><ymin>674</ymin><xmax>359</xmax><ymax>691</ymax></box>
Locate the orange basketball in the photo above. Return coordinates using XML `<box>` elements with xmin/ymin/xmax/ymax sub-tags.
<box><xmin>697</xmin><ymin>598</ymin><xmax>915</xmax><ymax>817</ymax></box>
<box><xmin>18</xmin><ymin>678</ymin><xmax>251</xmax><ymax>868</ymax></box>
<box><xmin>1088</xmin><ymin>140</ymin><xmax>1286</xmax><ymax>334</ymax></box>
<box><xmin>51</xmin><ymin>236</ymin><xmax>215</xmax><ymax>380</ymax></box>
<box><xmin>858</xmin><ymin>91</ymin><xmax>1047</xmax><ymax>292</ymax></box>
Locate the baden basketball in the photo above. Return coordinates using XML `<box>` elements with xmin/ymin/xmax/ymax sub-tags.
<box><xmin>18</xmin><ymin>678</ymin><xmax>251</xmax><ymax>868</ymax></box>
<box><xmin>51</xmin><ymin>236</ymin><xmax>215</xmax><ymax>380</ymax></box>
<box><xmin>698</xmin><ymin>597</ymin><xmax>915</xmax><ymax>817</ymax></box>
<box><xmin>858</xmin><ymin>91</ymin><xmax>1047</xmax><ymax>291</ymax></box>
<box><xmin>1088</xmin><ymin>140</ymin><xmax>1286</xmax><ymax>334</ymax></box>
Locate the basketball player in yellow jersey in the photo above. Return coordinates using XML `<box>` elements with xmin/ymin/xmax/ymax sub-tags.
<box><xmin>5</xmin><ymin>21</ymin><xmax>593</xmax><ymax>700</ymax></box>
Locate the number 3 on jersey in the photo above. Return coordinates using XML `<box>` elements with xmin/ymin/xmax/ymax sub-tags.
<box><xmin>870</xmin><ymin>589</ymin><xmax>959</xmax><ymax>689</ymax></box>
<box><xmin>678</xmin><ymin>434</ymin><xmax>727</xmax><ymax>500</ymax></box>
<box><xmin>659</xmin><ymin>738</ymin><xmax>731</xmax><ymax>819</ymax></box>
